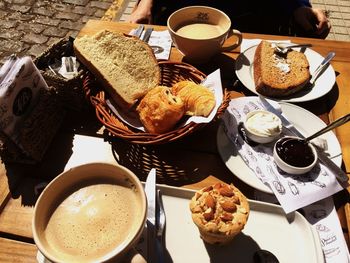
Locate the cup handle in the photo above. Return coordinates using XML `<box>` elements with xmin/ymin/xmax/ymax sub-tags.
<box><xmin>221</xmin><ymin>29</ymin><xmax>242</xmax><ymax>52</ymax></box>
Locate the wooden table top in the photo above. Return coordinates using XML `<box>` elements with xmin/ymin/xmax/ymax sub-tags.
<box><xmin>0</xmin><ymin>20</ymin><xmax>349</xmax><ymax>261</ymax></box>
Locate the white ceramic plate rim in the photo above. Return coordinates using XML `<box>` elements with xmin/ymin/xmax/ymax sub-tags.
<box><xmin>235</xmin><ymin>44</ymin><xmax>336</xmax><ymax>102</ymax></box>
<box><xmin>217</xmin><ymin>97</ymin><xmax>342</xmax><ymax>193</ymax></box>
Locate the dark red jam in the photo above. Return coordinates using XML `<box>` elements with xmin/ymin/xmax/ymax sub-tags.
<box><xmin>275</xmin><ymin>138</ymin><xmax>315</xmax><ymax>167</ymax></box>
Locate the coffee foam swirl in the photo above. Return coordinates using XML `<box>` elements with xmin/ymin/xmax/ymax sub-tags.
<box><xmin>44</xmin><ymin>183</ymin><xmax>141</xmax><ymax>262</ymax></box>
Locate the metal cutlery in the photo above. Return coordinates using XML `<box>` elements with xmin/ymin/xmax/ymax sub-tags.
<box><xmin>145</xmin><ymin>169</ymin><xmax>167</xmax><ymax>263</ymax></box>
<box><xmin>275</xmin><ymin>43</ymin><xmax>312</xmax><ymax>54</ymax></box>
<box><xmin>142</xmin><ymin>27</ymin><xmax>153</xmax><ymax>43</ymax></box>
<box><xmin>133</xmin><ymin>24</ymin><xmax>145</xmax><ymax>39</ymax></box>
<box><xmin>309</xmin><ymin>51</ymin><xmax>335</xmax><ymax>85</ymax></box>
<box><xmin>145</xmin><ymin>168</ymin><xmax>156</xmax><ymax>262</ymax></box>
<box><xmin>259</xmin><ymin>95</ymin><xmax>348</xmax><ymax>183</ymax></box>
<box><xmin>65</xmin><ymin>57</ymin><xmax>74</xmax><ymax>72</ymax></box>
<box><xmin>304</xmin><ymin>113</ymin><xmax>350</xmax><ymax>142</ymax></box>
<box><xmin>133</xmin><ymin>25</ymin><xmax>165</xmax><ymax>56</ymax></box>
<box><xmin>132</xmin><ymin>25</ymin><xmax>153</xmax><ymax>42</ymax></box>
<box><xmin>156</xmin><ymin>189</ymin><xmax>166</xmax><ymax>263</ymax></box>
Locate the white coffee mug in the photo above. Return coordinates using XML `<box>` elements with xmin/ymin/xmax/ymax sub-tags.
<box><xmin>32</xmin><ymin>162</ymin><xmax>147</xmax><ymax>263</ymax></box>
<box><xmin>167</xmin><ymin>6</ymin><xmax>242</xmax><ymax>63</ymax></box>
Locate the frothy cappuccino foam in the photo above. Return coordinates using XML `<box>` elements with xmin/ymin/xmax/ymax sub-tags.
<box><xmin>44</xmin><ymin>183</ymin><xmax>141</xmax><ymax>262</ymax></box>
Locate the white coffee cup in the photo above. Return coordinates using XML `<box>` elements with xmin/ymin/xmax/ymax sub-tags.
<box><xmin>167</xmin><ymin>6</ymin><xmax>242</xmax><ymax>63</ymax></box>
<box><xmin>32</xmin><ymin>162</ymin><xmax>147</xmax><ymax>263</ymax></box>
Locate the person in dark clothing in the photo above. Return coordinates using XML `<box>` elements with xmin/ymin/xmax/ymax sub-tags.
<box><xmin>128</xmin><ymin>0</ymin><xmax>330</xmax><ymax>39</ymax></box>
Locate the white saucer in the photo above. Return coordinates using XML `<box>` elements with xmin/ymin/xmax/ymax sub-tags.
<box><xmin>217</xmin><ymin>97</ymin><xmax>342</xmax><ymax>193</ymax></box>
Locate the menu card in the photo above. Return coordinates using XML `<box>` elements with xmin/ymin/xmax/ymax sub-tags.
<box><xmin>222</xmin><ymin>97</ymin><xmax>344</xmax><ymax>214</ymax></box>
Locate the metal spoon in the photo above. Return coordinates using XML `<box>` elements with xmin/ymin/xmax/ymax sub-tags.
<box><xmin>275</xmin><ymin>43</ymin><xmax>312</xmax><ymax>54</ymax></box>
<box><xmin>304</xmin><ymin>113</ymin><xmax>350</xmax><ymax>142</ymax></box>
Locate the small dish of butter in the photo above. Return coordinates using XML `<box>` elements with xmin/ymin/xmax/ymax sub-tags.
<box><xmin>244</xmin><ymin>110</ymin><xmax>282</xmax><ymax>144</ymax></box>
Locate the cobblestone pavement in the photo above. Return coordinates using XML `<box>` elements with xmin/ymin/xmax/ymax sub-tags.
<box><xmin>0</xmin><ymin>0</ymin><xmax>349</xmax><ymax>66</ymax></box>
<box><xmin>0</xmin><ymin>0</ymin><xmax>120</xmax><ymax>65</ymax></box>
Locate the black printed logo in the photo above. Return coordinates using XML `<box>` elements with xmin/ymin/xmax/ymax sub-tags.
<box><xmin>196</xmin><ymin>12</ymin><xmax>209</xmax><ymax>22</ymax></box>
<box><xmin>13</xmin><ymin>87</ymin><xmax>32</xmax><ymax>116</ymax></box>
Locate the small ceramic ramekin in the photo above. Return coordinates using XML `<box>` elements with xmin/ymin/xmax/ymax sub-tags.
<box><xmin>273</xmin><ymin>136</ymin><xmax>318</xmax><ymax>174</ymax></box>
<box><xmin>244</xmin><ymin>110</ymin><xmax>282</xmax><ymax>144</ymax></box>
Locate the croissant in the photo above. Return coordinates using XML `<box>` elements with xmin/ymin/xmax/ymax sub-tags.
<box><xmin>137</xmin><ymin>86</ymin><xmax>185</xmax><ymax>134</ymax></box>
<box><xmin>172</xmin><ymin>81</ymin><xmax>216</xmax><ymax>117</ymax></box>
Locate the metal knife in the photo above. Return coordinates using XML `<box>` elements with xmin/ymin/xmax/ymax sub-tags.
<box><xmin>142</xmin><ymin>27</ymin><xmax>153</xmax><ymax>43</ymax></box>
<box><xmin>259</xmin><ymin>95</ymin><xmax>348</xmax><ymax>183</ymax></box>
<box><xmin>145</xmin><ymin>168</ymin><xmax>156</xmax><ymax>262</ymax></box>
<box><xmin>133</xmin><ymin>24</ymin><xmax>145</xmax><ymax>39</ymax></box>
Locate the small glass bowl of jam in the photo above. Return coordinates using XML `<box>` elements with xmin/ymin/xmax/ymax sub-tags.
<box><xmin>273</xmin><ymin>136</ymin><xmax>318</xmax><ymax>174</ymax></box>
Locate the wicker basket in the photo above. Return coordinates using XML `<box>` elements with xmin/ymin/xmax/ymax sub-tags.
<box><xmin>83</xmin><ymin>60</ymin><xmax>230</xmax><ymax>144</ymax></box>
<box><xmin>34</xmin><ymin>37</ymin><xmax>88</xmax><ymax>111</ymax></box>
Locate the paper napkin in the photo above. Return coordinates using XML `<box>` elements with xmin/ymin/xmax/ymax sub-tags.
<box><xmin>129</xmin><ymin>29</ymin><xmax>172</xmax><ymax>60</ymax></box>
<box><xmin>147</xmin><ymin>30</ymin><xmax>172</xmax><ymax>60</ymax></box>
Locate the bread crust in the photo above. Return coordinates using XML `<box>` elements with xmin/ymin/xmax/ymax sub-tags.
<box><xmin>254</xmin><ymin>41</ymin><xmax>310</xmax><ymax>97</ymax></box>
<box><xmin>74</xmin><ymin>30</ymin><xmax>160</xmax><ymax>109</ymax></box>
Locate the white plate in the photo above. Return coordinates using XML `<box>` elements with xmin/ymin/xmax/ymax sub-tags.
<box><xmin>217</xmin><ymin>97</ymin><xmax>342</xmax><ymax>194</ymax></box>
<box><xmin>235</xmin><ymin>44</ymin><xmax>336</xmax><ymax>102</ymax></box>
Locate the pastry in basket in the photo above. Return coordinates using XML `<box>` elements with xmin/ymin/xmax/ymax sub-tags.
<box><xmin>73</xmin><ymin>30</ymin><xmax>160</xmax><ymax>109</ymax></box>
<box><xmin>172</xmin><ymin>81</ymin><xmax>216</xmax><ymax>117</ymax></box>
<box><xmin>136</xmin><ymin>86</ymin><xmax>185</xmax><ymax>134</ymax></box>
<box><xmin>189</xmin><ymin>182</ymin><xmax>250</xmax><ymax>245</ymax></box>
<box><xmin>253</xmin><ymin>40</ymin><xmax>310</xmax><ymax>97</ymax></box>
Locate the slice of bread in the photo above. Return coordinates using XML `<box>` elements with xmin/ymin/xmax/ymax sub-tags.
<box><xmin>253</xmin><ymin>41</ymin><xmax>310</xmax><ymax>97</ymax></box>
<box><xmin>74</xmin><ymin>30</ymin><xmax>160</xmax><ymax>109</ymax></box>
